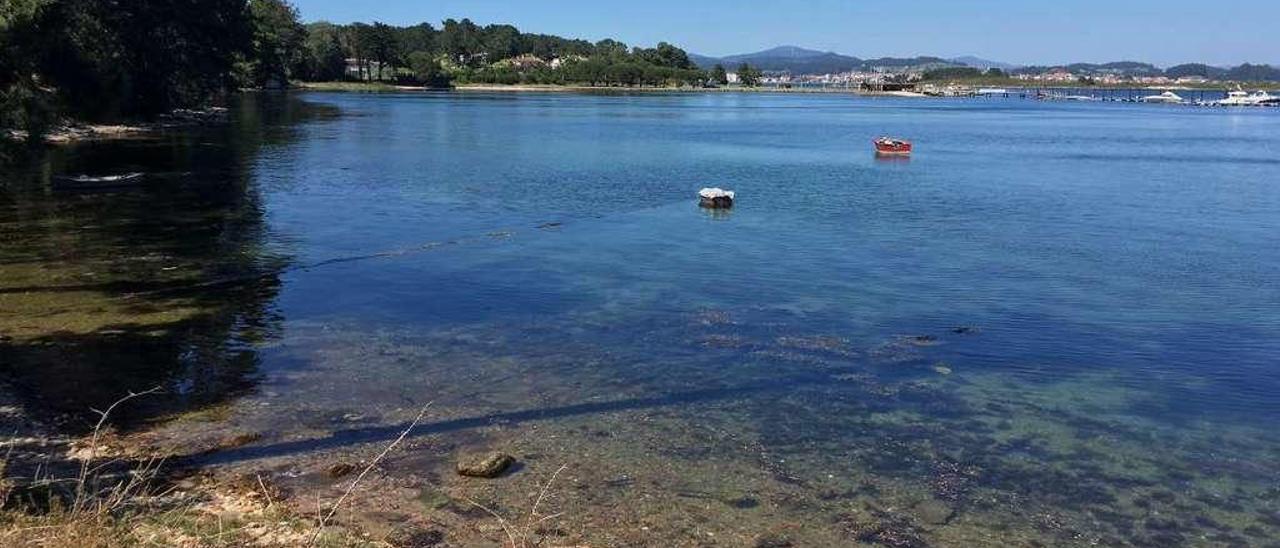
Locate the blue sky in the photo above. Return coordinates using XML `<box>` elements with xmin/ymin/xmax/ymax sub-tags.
<box><xmin>290</xmin><ymin>0</ymin><xmax>1276</xmax><ymax>67</ymax></box>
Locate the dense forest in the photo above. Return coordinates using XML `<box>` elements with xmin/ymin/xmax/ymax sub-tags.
<box><xmin>294</xmin><ymin>18</ymin><xmax>718</xmax><ymax>88</ymax></box>
<box><xmin>1</xmin><ymin>0</ymin><xmax>748</xmax><ymax>145</ymax></box>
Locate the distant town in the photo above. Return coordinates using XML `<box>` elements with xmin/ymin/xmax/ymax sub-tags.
<box><xmin>695</xmin><ymin>46</ymin><xmax>1280</xmax><ymax>89</ymax></box>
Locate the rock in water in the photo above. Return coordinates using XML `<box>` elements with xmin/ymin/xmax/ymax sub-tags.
<box><xmin>752</xmin><ymin>533</ymin><xmax>794</xmax><ymax>548</ymax></box>
<box><xmin>456</xmin><ymin>452</ymin><xmax>515</xmax><ymax>478</ymax></box>
<box><xmin>914</xmin><ymin>499</ymin><xmax>956</xmax><ymax>526</ymax></box>
<box><xmin>699</xmin><ymin>188</ymin><xmax>735</xmax><ymax>209</ymax></box>
<box><xmin>327</xmin><ymin>462</ymin><xmax>357</xmax><ymax>479</ymax></box>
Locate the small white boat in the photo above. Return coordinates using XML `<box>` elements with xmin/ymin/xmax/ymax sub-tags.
<box><xmin>977</xmin><ymin>88</ymin><xmax>1008</xmax><ymax>95</ymax></box>
<box><xmin>1214</xmin><ymin>89</ymin><xmax>1253</xmax><ymax>106</ymax></box>
<box><xmin>1246</xmin><ymin>90</ymin><xmax>1278</xmax><ymax>105</ymax></box>
<box><xmin>1211</xmin><ymin>88</ymin><xmax>1278</xmax><ymax>106</ymax></box>
<box><xmin>1140</xmin><ymin>91</ymin><xmax>1184</xmax><ymax>104</ymax></box>
<box><xmin>699</xmin><ymin>188</ymin><xmax>735</xmax><ymax>209</ymax></box>
<box><xmin>53</xmin><ymin>172</ymin><xmax>146</xmax><ymax>190</ymax></box>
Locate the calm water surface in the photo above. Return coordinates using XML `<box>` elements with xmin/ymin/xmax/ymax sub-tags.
<box><xmin>2</xmin><ymin>92</ymin><xmax>1279</xmax><ymax>546</ymax></box>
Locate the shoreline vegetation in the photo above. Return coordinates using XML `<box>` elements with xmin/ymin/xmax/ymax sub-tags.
<box><xmin>1</xmin><ymin>0</ymin><xmax>732</xmax><ymax>156</ymax></box>
<box><xmin>308</xmin><ymin>80</ymin><xmax>1280</xmax><ymax>94</ymax></box>
<box><xmin>6</xmin><ymin>1</ymin><xmax>1277</xmax><ymax>156</ymax></box>
<box><xmin>2</xmin><ymin>107</ymin><xmax>229</xmax><ymax>146</ymax></box>
<box><xmin>7</xmin><ymin>79</ymin><xmax>1278</xmax><ymax>148</ymax></box>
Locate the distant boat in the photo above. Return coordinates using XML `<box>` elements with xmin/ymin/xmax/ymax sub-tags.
<box><xmin>874</xmin><ymin>137</ymin><xmax>913</xmax><ymax>155</ymax></box>
<box><xmin>1214</xmin><ymin>89</ymin><xmax>1279</xmax><ymax>106</ymax></box>
<box><xmin>1140</xmin><ymin>91</ymin><xmax>1183</xmax><ymax>104</ymax></box>
<box><xmin>1214</xmin><ymin>89</ymin><xmax>1253</xmax><ymax>106</ymax></box>
<box><xmin>977</xmin><ymin>88</ymin><xmax>1008</xmax><ymax>95</ymax></box>
<box><xmin>698</xmin><ymin>188</ymin><xmax>736</xmax><ymax>209</ymax></box>
<box><xmin>53</xmin><ymin>172</ymin><xmax>145</xmax><ymax>190</ymax></box>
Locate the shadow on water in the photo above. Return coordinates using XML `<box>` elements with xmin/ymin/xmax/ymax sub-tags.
<box><xmin>0</xmin><ymin>94</ymin><xmax>336</xmax><ymax>432</ymax></box>
<box><xmin>193</xmin><ymin>367</ymin><xmax>852</xmax><ymax>466</ymax></box>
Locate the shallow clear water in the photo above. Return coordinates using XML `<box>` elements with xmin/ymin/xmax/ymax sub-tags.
<box><xmin>3</xmin><ymin>92</ymin><xmax>1279</xmax><ymax>546</ymax></box>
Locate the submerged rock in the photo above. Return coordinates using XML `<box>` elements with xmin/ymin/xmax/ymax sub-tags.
<box><xmin>840</xmin><ymin>512</ymin><xmax>928</xmax><ymax>548</ymax></box>
<box><xmin>902</xmin><ymin>335</ymin><xmax>938</xmax><ymax>347</ymax></box>
<box><xmin>456</xmin><ymin>452</ymin><xmax>515</xmax><ymax>478</ymax></box>
<box><xmin>753</xmin><ymin>533</ymin><xmax>794</xmax><ymax>548</ymax></box>
<box><xmin>913</xmin><ymin>499</ymin><xmax>956</xmax><ymax>526</ymax></box>
<box><xmin>776</xmin><ymin>335</ymin><xmax>851</xmax><ymax>353</ymax></box>
<box><xmin>388</xmin><ymin>528</ymin><xmax>446</xmax><ymax>548</ymax></box>
<box><xmin>218</xmin><ymin>432</ymin><xmax>262</xmax><ymax>450</ymax></box>
<box><xmin>327</xmin><ymin>462</ymin><xmax>357</xmax><ymax>479</ymax></box>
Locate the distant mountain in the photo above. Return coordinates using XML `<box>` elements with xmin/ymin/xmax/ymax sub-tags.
<box><xmin>723</xmin><ymin>45</ymin><xmax>831</xmax><ymax>61</ymax></box>
<box><xmin>692</xmin><ymin>46</ymin><xmax>966</xmax><ymax>75</ymax></box>
<box><xmin>691</xmin><ymin>46</ymin><xmax>1280</xmax><ymax>81</ymax></box>
<box><xmin>1011</xmin><ymin>61</ymin><xmax>1163</xmax><ymax>77</ymax></box>
<box><xmin>1066</xmin><ymin>61</ymin><xmax>1163</xmax><ymax>76</ymax></box>
<box><xmin>714</xmin><ymin>46</ymin><xmax>863</xmax><ymax>74</ymax></box>
<box><xmin>1165</xmin><ymin>63</ymin><xmax>1228</xmax><ymax>79</ymax></box>
<box><xmin>1225</xmin><ymin>63</ymin><xmax>1280</xmax><ymax>82</ymax></box>
<box><xmin>862</xmin><ymin>56</ymin><xmax>954</xmax><ymax>68</ymax></box>
<box><xmin>950</xmin><ymin>56</ymin><xmax>1020</xmax><ymax>71</ymax></box>
<box><xmin>688</xmin><ymin>53</ymin><xmax>723</xmax><ymax>69</ymax></box>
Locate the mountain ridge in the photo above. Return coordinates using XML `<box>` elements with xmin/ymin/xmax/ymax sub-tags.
<box><xmin>689</xmin><ymin>46</ymin><xmax>1278</xmax><ymax>80</ymax></box>
<box><xmin>949</xmin><ymin>56</ymin><xmax>1021</xmax><ymax>71</ymax></box>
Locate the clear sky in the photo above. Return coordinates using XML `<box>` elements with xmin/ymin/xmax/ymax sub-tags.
<box><xmin>289</xmin><ymin>0</ymin><xmax>1277</xmax><ymax>67</ymax></box>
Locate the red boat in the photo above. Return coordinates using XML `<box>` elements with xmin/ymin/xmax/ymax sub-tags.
<box><xmin>874</xmin><ymin>137</ymin><xmax>913</xmax><ymax>155</ymax></box>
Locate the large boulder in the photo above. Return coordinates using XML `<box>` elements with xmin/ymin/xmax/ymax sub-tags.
<box><xmin>456</xmin><ymin>452</ymin><xmax>515</xmax><ymax>478</ymax></box>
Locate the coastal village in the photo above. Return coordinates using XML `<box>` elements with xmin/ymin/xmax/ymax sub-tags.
<box><xmin>761</xmin><ymin>67</ymin><xmax>1223</xmax><ymax>87</ymax></box>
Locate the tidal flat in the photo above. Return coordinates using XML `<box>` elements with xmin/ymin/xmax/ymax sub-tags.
<box><xmin>2</xmin><ymin>91</ymin><xmax>1279</xmax><ymax>546</ymax></box>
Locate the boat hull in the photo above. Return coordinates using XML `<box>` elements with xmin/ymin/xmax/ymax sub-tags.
<box><xmin>874</xmin><ymin>141</ymin><xmax>913</xmax><ymax>155</ymax></box>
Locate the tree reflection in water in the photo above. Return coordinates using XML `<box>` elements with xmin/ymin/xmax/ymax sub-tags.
<box><xmin>0</xmin><ymin>95</ymin><xmax>337</xmax><ymax>432</ymax></box>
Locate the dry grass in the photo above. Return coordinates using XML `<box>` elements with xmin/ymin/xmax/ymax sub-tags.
<box><xmin>1</xmin><ymin>389</ymin><xmax>311</xmax><ymax>547</ymax></box>
<box><xmin>307</xmin><ymin>403</ymin><xmax>432</xmax><ymax>546</ymax></box>
<box><xmin>1</xmin><ymin>388</ymin><xmax>174</xmax><ymax>547</ymax></box>
<box><xmin>1</xmin><ymin>394</ymin><xmax>574</xmax><ymax>547</ymax></box>
<box><xmin>464</xmin><ymin>464</ymin><xmax>569</xmax><ymax>548</ymax></box>
<box><xmin>0</xmin><ymin>394</ymin><xmax>440</xmax><ymax>547</ymax></box>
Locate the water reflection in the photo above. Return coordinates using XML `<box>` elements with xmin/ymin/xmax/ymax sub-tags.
<box><xmin>873</xmin><ymin>153</ymin><xmax>912</xmax><ymax>164</ymax></box>
<box><xmin>698</xmin><ymin>205</ymin><xmax>735</xmax><ymax>221</ymax></box>
<box><xmin>0</xmin><ymin>95</ymin><xmax>333</xmax><ymax>431</ymax></box>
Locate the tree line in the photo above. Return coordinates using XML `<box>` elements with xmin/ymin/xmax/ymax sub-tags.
<box><xmin>291</xmin><ymin>17</ymin><xmax>768</xmax><ymax>90</ymax></box>
<box><xmin>2</xmin><ymin>0</ymin><xmax>765</xmax><ymax>146</ymax></box>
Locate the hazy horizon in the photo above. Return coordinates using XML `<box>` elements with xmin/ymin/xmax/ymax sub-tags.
<box><xmin>290</xmin><ymin>0</ymin><xmax>1278</xmax><ymax>67</ymax></box>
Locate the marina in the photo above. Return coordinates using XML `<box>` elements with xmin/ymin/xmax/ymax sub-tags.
<box><xmin>912</xmin><ymin>84</ymin><xmax>1280</xmax><ymax>106</ymax></box>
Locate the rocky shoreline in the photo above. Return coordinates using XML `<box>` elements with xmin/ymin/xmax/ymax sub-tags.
<box><xmin>2</xmin><ymin>107</ymin><xmax>228</xmax><ymax>146</ymax></box>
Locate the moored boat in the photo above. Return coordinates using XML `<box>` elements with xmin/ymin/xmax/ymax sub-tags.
<box><xmin>1247</xmin><ymin>90</ymin><xmax>1278</xmax><ymax>105</ymax></box>
<box><xmin>1214</xmin><ymin>89</ymin><xmax>1253</xmax><ymax>106</ymax></box>
<box><xmin>1140</xmin><ymin>91</ymin><xmax>1183</xmax><ymax>104</ymax></box>
<box><xmin>1210</xmin><ymin>88</ymin><xmax>1278</xmax><ymax>106</ymax></box>
<box><xmin>52</xmin><ymin>172</ymin><xmax>146</xmax><ymax>191</ymax></box>
<box><xmin>874</xmin><ymin>137</ymin><xmax>913</xmax><ymax>155</ymax></box>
